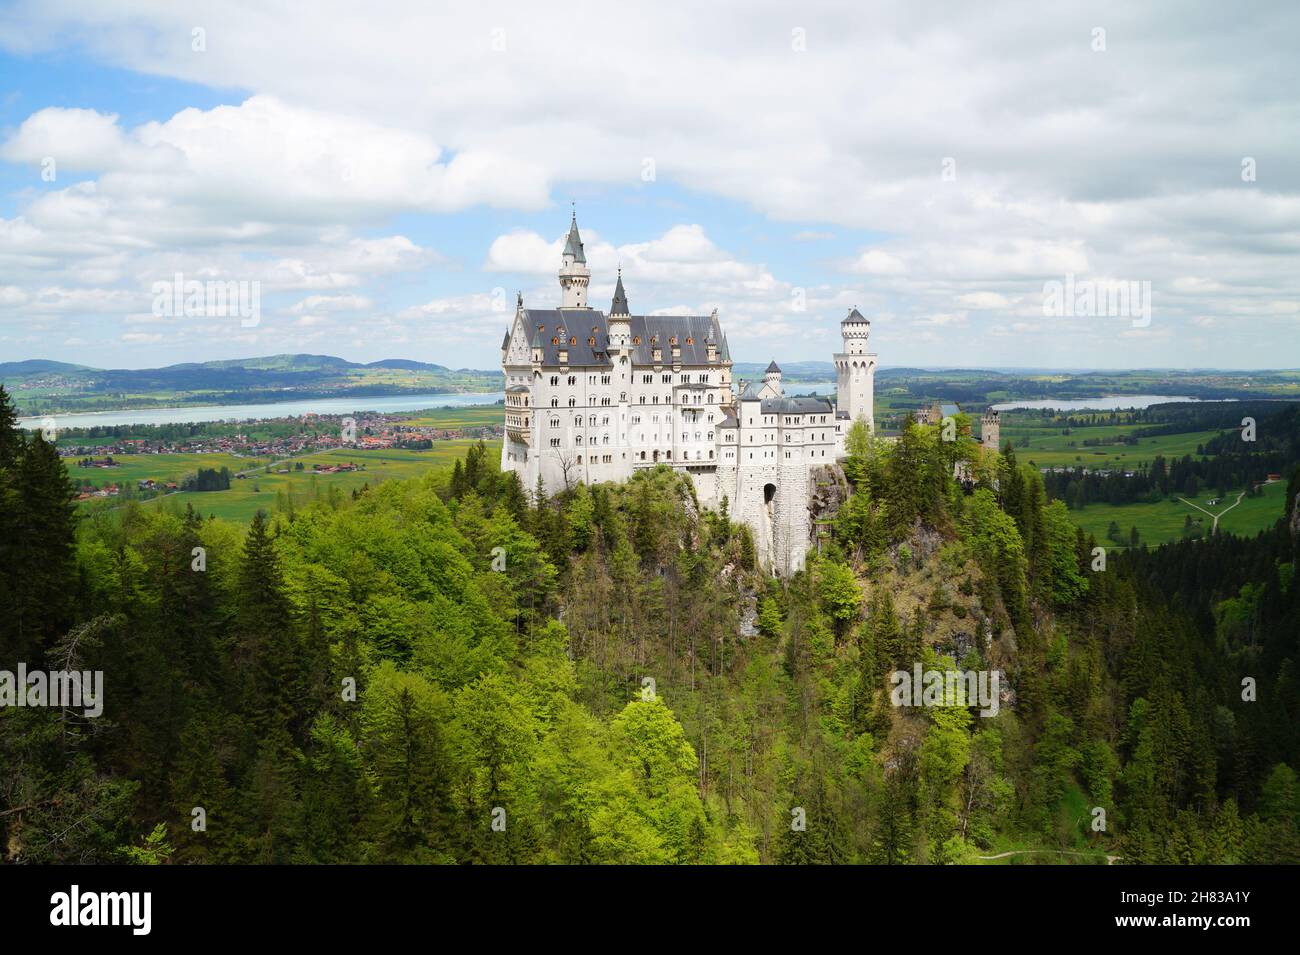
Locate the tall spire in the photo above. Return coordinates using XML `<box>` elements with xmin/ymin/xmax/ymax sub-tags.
<box><xmin>610</xmin><ymin>266</ymin><xmax>629</xmax><ymax>316</ymax></box>
<box><xmin>558</xmin><ymin>207</ymin><xmax>591</xmax><ymax>308</ymax></box>
<box><xmin>563</xmin><ymin>209</ymin><xmax>586</xmax><ymax>264</ymax></box>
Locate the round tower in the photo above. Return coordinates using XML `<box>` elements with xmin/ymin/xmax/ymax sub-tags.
<box><xmin>835</xmin><ymin>307</ymin><xmax>876</xmax><ymax>429</ymax></box>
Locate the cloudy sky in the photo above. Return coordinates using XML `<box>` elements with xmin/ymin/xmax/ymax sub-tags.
<box><xmin>0</xmin><ymin>0</ymin><xmax>1297</xmax><ymax>371</ymax></box>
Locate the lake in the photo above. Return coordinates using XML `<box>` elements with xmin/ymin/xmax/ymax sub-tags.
<box><xmin>990</xmin><ymin>395</ymin><xmax>1227</xmax><ymax>412</ymax></box>
<box><xmin>20</xmin><ymin>392</ymin><xmax>506</xmax><ymax>430</ymax></box>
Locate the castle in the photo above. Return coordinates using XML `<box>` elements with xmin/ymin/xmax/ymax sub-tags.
<box><xmin>914</xmin><ymin>401</ymin><xmax>1001</xmax><ymax>453</ymax></box>
<box><xmin>500</xmin><ymin>213</ymin><xmax>878</xmax><ymax>574</ymax></box>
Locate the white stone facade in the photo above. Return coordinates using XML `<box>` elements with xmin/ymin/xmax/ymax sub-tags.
<box><xmin>500</xmin><ymin>215</ymin><xmax>878</xmax><ymax>574</ymax></box>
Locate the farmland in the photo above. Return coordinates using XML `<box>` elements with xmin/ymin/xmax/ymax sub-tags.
<box><xmin>123</xmin><ymin>443</ymin><xmax>495</xmax><ymax>523</ymax></box>
<box><xmin>1009</xmin><ymin>422</ymin><xmax>1221</xmax><ymax>472</ymax></box>
<box><xmin>1065</xmin><ymin>480</ymin><xmax>1288</xmax><ymax>549</ymax></box>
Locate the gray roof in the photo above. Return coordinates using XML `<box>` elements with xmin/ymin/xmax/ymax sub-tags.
<box><xmin>501</xmin><ymin>331</ymin><xmax>511</xmax><ymax>350</ymax></box>
<box><xmin>516</xmin><ymin>308</ymin><xmax>730</xmax><ymax>367</ymax></box>
<box><xmin>505</xmin><ymin>384</ymin><xmax>530</xmax><ymax>394</ymax></box>
<box><xmin>765</xmin><ymin>361</ymin><xmax>781</xmax><ymax>374</ymax></box>
<box><xmin>842</xmin><ymin>307</ymin><xmax>869</xmax><ymax>325</ymax></box>
<box><xmin>563</xmin><ymin>217</ymin><xmax>586</xmax><ymax>263</ymax></box>
<box><xmin>717</xmin><ymin>410</ymin><xmax>739</xmax><ymax>429</ymax></box>
<box><xmin>761</xmin><ymin>396</ymin><xmax>834</xmax><ymax>415</ymax></box>
<box><xmin>610</xmin><ymin>272</ymin><xmax>629</xmax><ymax>315</ymax></box>
<box><xmin>739</xmin><ymin>380</ymin><xmax>764</xmax><ymax>400</ymax></box>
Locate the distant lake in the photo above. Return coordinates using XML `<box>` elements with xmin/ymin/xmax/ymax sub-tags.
<box><xmin>990</xmin><ymin>395</ymin><xmax>1226</xmax><ymax>412</ymax></box>
<box><xmin>20</xmin><ymin>392</ymin><xmax>506</xmax><ymax>430</ymax></box>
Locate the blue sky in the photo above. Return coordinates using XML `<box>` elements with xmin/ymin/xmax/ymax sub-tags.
<box><xmin>1</xmin><ymin>2</ymin><xmax>1297</xmax><ymax>371</ymax></box>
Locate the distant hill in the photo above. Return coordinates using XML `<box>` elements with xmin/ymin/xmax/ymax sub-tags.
<box><xmin>0</xmin><ymin>359</ymin><xmax>90</xmax><ymax>377</ymax></box>
<box><xmin>2</xmin><ymin>353</ymin><xmax>504</xmax><ymax>416</ymax></box>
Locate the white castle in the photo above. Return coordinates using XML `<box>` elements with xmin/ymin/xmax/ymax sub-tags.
<box><xmin>500</xmin><ymin>212</ymin><xmax>878</xmax><ymax>574</ymax></box>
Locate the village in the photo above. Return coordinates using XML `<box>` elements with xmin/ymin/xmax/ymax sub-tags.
<box><xmin>60</xmin><ymin>411</ymin><xmax>502</xmax><ymax>501</ymax></box>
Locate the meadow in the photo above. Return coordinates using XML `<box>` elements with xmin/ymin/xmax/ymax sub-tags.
<box><xmin>70</xmin><ymin>451</ymin><xmax>273</xmax><ymax>489</ymax></box>
<box><xmin>1005</xmin><ymin>417</ymin><xmax>1220</xmax><ymax>472</ymax></box>
<box><xmin>1067</xmin><ymin>480</ymin><xmax>1288</xmax><ymax>549</ymax></box>
<box><xmin>393</xmin><ymin>405</ymin><xmax>503</xmax><ymax>428</ymax></box>
<box><xmin>132</xmin><ymin>442</ymin><xmax>495</xmax><ymax>522</ymax></box>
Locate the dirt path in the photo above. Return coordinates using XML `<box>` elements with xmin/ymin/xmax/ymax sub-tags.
<box><xmin>1178</xmin><ymin>489</ymin><xmax>1246</xmax><ymax>533</ymax></box>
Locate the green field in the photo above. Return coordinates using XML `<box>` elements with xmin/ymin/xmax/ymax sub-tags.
<box><xmin>1010</xmin><ymin>422</ymin><xmax>1221</xmax><ymax>471</ymax></box>
<box><xmin>394</xmin><ymin>405</ymin><xmax>502</xmax><ymax>428</ymax></box>
<box><xmin>71</xmin><ymin>451</ymin><xmax>274</xmax><ymax>489</ymax></box>
<box><xmin>1067</xmin><ymin>480</ymin><xmax>1288</xmax><ymax>548</ymax></box>
<box><xmin>135</xmin><ymin>443</ymin><xmax>495</xmax><ymax>522</ymax></box>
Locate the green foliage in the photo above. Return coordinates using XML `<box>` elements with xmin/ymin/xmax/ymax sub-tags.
<box><xmin>0</xmin><ymin>400</ymin><xmax>1295</xmax><ymax>866</ymax></box>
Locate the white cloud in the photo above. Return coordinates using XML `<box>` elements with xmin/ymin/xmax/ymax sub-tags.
<box><xmin>1</xmin><ymin>0</ymin><xmax>1299</xmax><ymax>367</ymax></box>
<box><xmin>851</xmin><ymin>250</ymin><xmax>906</xmax><ymax>276</ymax></box>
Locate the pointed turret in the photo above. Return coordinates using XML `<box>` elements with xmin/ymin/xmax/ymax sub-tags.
<box><xmin>558</xmin><ymin>208</ymin><xmax>591</xmax><ymax>308</ymax></box>
<box><xmin>610</xmin><ymin>269</ymin><xmax>629</xmax><ymax>316</ymax></box>
<box><xmin>563</xmin><ymin>214</ymin><xmax>586</xmax><ymax>263</ymax></box>
<box><xmin>607</xmin><ymin>267</ymin><xmax>631</xmax><ymax>350</ymax></box>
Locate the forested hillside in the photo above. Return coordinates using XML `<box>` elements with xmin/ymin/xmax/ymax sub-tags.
<box><xmin>2</xmin><ymin>385</ymin><xmax>1298</xmax><ymax>864</ymax></box>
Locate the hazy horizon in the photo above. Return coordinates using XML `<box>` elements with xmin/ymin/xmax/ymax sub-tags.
<box><xmin>6</xmin><ymin>351</ymin><xmax>1300</xmax><ymax>376</ymax></box>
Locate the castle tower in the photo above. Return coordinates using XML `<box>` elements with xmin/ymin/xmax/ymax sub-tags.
<box><xmin>559</xmin><ymin>212</ymin><xmax>590</xmax><ymax>309</ymax></box>
<box><xmin>608</xmin><ymin>268</ymin><xmax>631</xmax><ymax>349</ymax></box>
<box><xmin>981</xmin><ymin>409</ymin><xmax>1001</xmax><ymax>451</ymax></box>
<box><xmin>835</xmin><ymin>307</ymin><xmax>877</xmax><ymax>429</ymax></box>
<box><xmin>763</xmin><ymin>360</ymin><xmax>783</xmax><ymax>396</ymax></box>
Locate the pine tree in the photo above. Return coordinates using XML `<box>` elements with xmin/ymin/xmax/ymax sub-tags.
<box><xmin>235</xmin><ymin>511</ymin><xmax>301</xmax><ymax>735</ymax></box>
<box><xmin>5</xmin><ymin>433</ymin><xmax>77</xmax><ymax>658</ymax></box>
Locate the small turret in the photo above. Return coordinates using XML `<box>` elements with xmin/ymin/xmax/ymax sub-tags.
<box><xmin>763</xmin><ymin>360</ymin><xmax>782</xmax><ymax>394</ymax></box>
<box><xmin>607</xmin><ymin>269</ymin><xmax>631</xmax><ymax>350</ymax></box>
